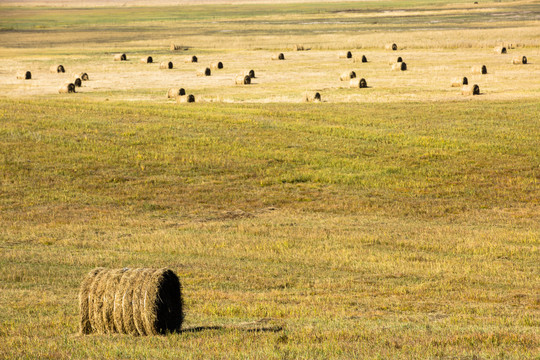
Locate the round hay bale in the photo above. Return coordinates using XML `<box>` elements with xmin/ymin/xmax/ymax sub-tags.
<box><xmin>303</xmin><ymin>92</ymin><xmax>321</xmax><ymax>102</ymax></box>
<box><xmin>451</xmin><ymin>77</ymin><xmax>468</xmax><ymax>87</ymax></box>
<box><xmin>211</xmin><ymin>61</ymin><xmax>223</xmax><ymax>70</ymax></box>
<box><xmin>167</xmin><ymin>88</ymin><xmax>186</xmax><ymax>98</ymax></box>
<box><xmin>49</xmin><ymin>64</ymin><xmax>65</xmax><ymax>73</ymax></box>
<box><xmin>58</xmin><ymin>83</ymin><xmax>76</xmax><ymax>94</ymax></box>
<box><xmin>385</xmin><ymin>43</ymin><xmax>397</xmax><ymax>51</ymax></box>
<box><xmin>397</xmin><ymin>57</ymin><xmax>403</xmax><ymax>63</ymax></box>
<box><xmin>73</xmin><ymin>77</ymin><xmax>82</xmax><ymax>87</ymax></box>
<box><xmin>353</xmin><ymin>55</ymin><xmax>367</xmax><ymax>63</ymax></box>
<box><xmin>392</xmin><ymin>62</ymin><xmax>406</xmax><ymax>71</ymax></box>
<box><xmin>349</xmin><ymin>78</ymin><xmax>367</xmax><ymax>88</ymax></box>
<box><xmin>185</xmin><ymin>55</ymin><xmax>197</xmax><ymax>63</ymax></box>
<box><xmin>170</xmin><ymin>44</ymin><xmax>185</xmax><ymax>51</ymax></box>
<box><xmin>243</xmin><ymin>69</ymin><xmax>255</xmax><ymax>78</ymax></box>
<box><xmin>235</xmin><ymin>75</ymin><xmax>251</xmax><ymax>85</ymax></box>
<box><xmin>272</xmin><ymin>53</ymin><xmax>285</xmax><ymax>60</ymax></box>
<box><xmin>16</xmin><ymin>71</ymin><xmax>31</xmax><ymax>80</ymax></box>
<box><xmin>293</xmin><ymin>44</ymin><xmax>304</xmax><ymax>51</ymax></box>
<box><xmin>160</xmin><ymin>61</ymin><xmax>173</xmax><ymax>69</ymax></box>
<box><xmin>73</xmin><ymin>72</ymin><xmax>89</xmax><ymax>81</ymax></box>
<box><xmin>141</xmin><ymin>268</ymin><xmax>184</xmax><ymax>335</ymax></box>
<box><xmin>141</xmin><ymin>56</ymin><xmax>153</xmax><ymax>64</ymax></box>
<box><xmin>472</xmin><ymin>65</ymin><xmax>487</xmax><ymax>74</ymax></box>
<box><xmin>462</xmin><ymin>76</ymin><xmax>468</xmax><ymax>85</ymax></box>
<box><xmin>196</xmin><ymin>67</ymin><xmax>211</xmax><ymax>76</ymax></box>
<box><xmin>461</xmin><ymin>84</ymin><xmax>480</xmax><ymax>96</ymax></box>
<box><xmin>522</xmin><ymin>56</ymin><xmax>527</xmax><ymax>64</ymax></box>
<box><xmin>340</xmin><ymin>70</ymin><xmax>356</xmax><ymax>81</ymax></box>
<box><xmin>494</xmin><ymin>46</ymin><xmax>507</xmax><ymax>54</ymax></box>
<box><xmin>177</xmin><ymin>94</ymin><xmax>195</xmax><ymax>103</ymax></box>
<box><xmin>102</xmin><ymin>268</ymin><xmax>127</xmax><ymax>334</ymax></box>
<box><xmin>338</xmin><ymin>51</ymin><xmax>352</xmax><ymax>59</ymax></box>
<box><xmin>114</xmin><ymin>53</ymin><xmax>127</xmax><ymax>61</ymax></box>
<box><xmin>79</xmin><ymin>268</ymin><xmax>106</xmax><ymax>335</ymax></box>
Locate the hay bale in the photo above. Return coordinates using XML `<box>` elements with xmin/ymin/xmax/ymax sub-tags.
<box><xmin>80</xmin><ymin>267</ymin><xmax>184</xmax><ymax>336</ymax></box>
<box><xmin>211</xmin><ymin>61</ymin><xmax>223</xmax><ymax>70</ymax></box>
<box><xmin>522</xmin><ymin>56</ymin><xmax>527</xmax><ymax>64</ymax></box>
<box><xmin>392</xmin><ymin>62</ymin><xmax>407</xmax><ymax>71</ymax></box>
<box><xmin>338</xmin><ymin>51</ymin><xmax>352</xmax><ymax>59</ymax></box>
<box><xmin>397</xmin><ymin>57</ymin><xmax>403</xmax><ymax>63</ymax></box>
<box><xmin>272</xmin><ymin>53</ymin><xmax>285</xmax><ymax>60</ymax></box>
<box><xmin>243</xmin><ymin>70</ymin><xmax>255</xmax><ymax>78</ymax></box>
<box><xmin>293</xmin><ymin>44</ymin><xmax>304</xmax><ymax>51</ymax></box>
<box><xmin>451</xmin><ymin>77</ymin><xmax>468</xmax><ymax>87</ymax></box>
<box><xmin>339</xmin><ymin>71</ymin><xmax>356</xmax><ymax>81</ymax></box>
<box><xmin>471</xmin><ymin>65</ymin><xmax>487</xmax><ymax>74</ymax></box>
<box><xmin>16</xmin><ymin>71</ymin><xmax>31</xmax><ymax>80</ymax></box>
<box><xmin>235</xmin><ymin>75</ymin><xmax>251</xmax><ymax>85</ymax></box>
<box><xmin>349</xmin><ymin>78</ymin><xmax>367</xmax><ymax>88</ymax></box>
<box><xmin>303</xmin><ymin>92</ymin><xmax>321</xmax><ymax>102</ymax></box>
<box><xmin>353</xmin><ymin>55</ymin><xmax>367</xmax><ymax>63</ymax></box>
<box><xmin>114</xmin><ymin>54</ymin><xmax>127</xmax><ymax>61</ymax></box>
<box><xmin>513</xmin><ymin>56</ymin><xmax>527</xmax><ymax>65</ymax></box>
<box><xmin>196</xmin><ymin>67</ymin><xmax>211</xmax><ymax>76</ymax></box>
<box><xmin>167</xmin><ymin>88</ymin><xmax>186</xmax><ymax>98</ymax></box>
<box><xmin>141</xmin><ymin>56</ymin><xmax>153</xmax><ymax>64</ymax></box>
<box><xmin>461</xmin><ymin>84</ymin><xmax>480</xmax><ymax>96</ymax></box>
<box><xmin>170</xmin><ymin>44</ymin><xmax>185</xmax><ymax>51</ymax></box>
<box><xmin>58</xmin><ymin>83</ymin><xmax>76</xmax><ymax>94</ymax></box>
<box><xmin>185</xmin><ymin>55</ymin><xmax>197</xmax><ymax>63</ymax></box>
<box><xmin>494</xmin><ymin>46</ymin><xmax>507</xmax><ymax>54</ymax></box>
<box><xmin>177</xmin><ymin>94</ymin><xmax>195</xmax><ymax>103</ymax></box>
<box><xmin>385</xmin><ymin>43</ymin><xmax>398</xmax><ymax>51</ymax></box>
<box><xmin>73</xmin><ymin>77</ymin><xmax>82</xmax><ymax>87</ymax></box>
<box><xmin>73</xmin><ymin>72</ymin><xmax>89</xmax><ymax>81</ymax></box>
<box><xmin>160</xmin><ymin>61</ymin><xmax>173</xmax><ymax>69</ymax></box>
<box><xmin>50</xmin><ymin>64</ymin><xmax>65</xmax><ymax>73</ymax></box>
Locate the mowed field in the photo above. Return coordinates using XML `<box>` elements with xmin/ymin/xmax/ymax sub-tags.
<box><xmin>0</xmin><ymin>0</ymin><xmax>539</xmax><ymax>359</ymax></box>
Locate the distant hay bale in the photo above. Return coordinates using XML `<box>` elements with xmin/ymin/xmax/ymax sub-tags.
<box><xmin>50</xmin><ymin>64</ymin><xmax>65</xmax><ymax>73</ymax></box>
<box><xmin>79</xmin><ymin>267</ymin><xmax>184</xmax><ymax>335</ymax></box>
<box><xmin>338</xmin><ymin>51</ymin><xmax>352</xmax><ymax>59</ymax></box>
<box><xmin>235</xmin><ymin>75</ymin><xmax>251</xmax><ymax>85</ymax></box>
<box><xmin>385</xmin><ymin>43</ymin><xmax>398</xmax><ymax>51</ymax></box>
<box><xmin>303</xmin><ymin>92</ymin><xmax>321</xmax><ymax>102</ymax></box>
<box><xmin>177</xmin><ymin>94</ymin><xmax>195</xmax><ymax>103</ymax></box>
<box><xmin>170</xmin><ymin>44</ymin><xmax>186</xmax><ymax>51</ymax></box>
<box><xmin>196</xmin><ymin>67</ymin><xmax>211</xmax><ymax>76</ymax></box>
<box><xmin>114</xmin><ymin>54</ymin><xmax>127</xmax><ymax>61</ymax></box>
<box><xmin>392</xmin><ymin>62</ymin><xmax>407</xmax><ymax>71</ymax></box>
<box><xmin>451</xmin><ymin>76</ymin><xmax>468</xmax><ymax>87</ymax></box>
<box><xmin>397</xmin><ymin>57</ymin><xmax>403</xmax><ymax>63</ymax></box>
<box><xmin>73</xmin><ymin>72</ymin><xmax>89</xmax><ymax>81</ymax></box>
<box><xmin>461</xmin><ymin>84</ymin><xmax>480</xmax><ymax>96</ymax></box>
<box><xmin>140</xmin><ymin>56</ymin><xmax>153</xmax><ymax>64</ymax></box>
<box><xmin>73</xmin><ymin>77</ymin><xmax>82</xmax><ymax>87</ymax></box>
<box><xmin>160</xmin><ymin>61</ymin><xmax>173</xmax><ymax>69</ymax></box>
<box><xmin>471</xmin><ymin>65</ymin><xmax>487</xmax><ymax>74</ymax></box>
<box><xmin>522</xmin><ymin>56</ymin><xmax>527</xmax><ymax>64</ymax></box>
<box><xmin>340</xmin><ymin>70</ymin><xmax>356</xmax><ymax>81</ymax></box>
<box><xmin>353</xmin><ymin>55</ymin><xmax>367</xmax><ymax>63</ymax></box>
<box><xmin>349</xmin><ymin>78</ymin><xmax>367</xmax><ymax>88</ymax></box>
<box><xmin>272</xmin><ymin>53</ymin><xmax>285</xmax><ymax>60</ymax></box>
<box><xmin>243</xmin><ymin>69</ymin><xmax>255</xmax><ymax>78</ymax></box>
<box><xmin>211</xmin><ymin>61</ymin><xmax>223</xmax><ymax>70</ymax></box>
<box><xmin>16</xmin><ymin>71</ymin><xmax>31</xmax><ymax>80</ymax></box>
<box><xmin>167</xmin><ymin>88</ymin><xmax>186</xmax><ymax>98</ymax></box>
<box><xmin>513</xmin><ymin>56</ymin><xmax>527</xmax><ymax>65</ymax></box>
<box><xmin>58</xmin><ymin>83</ymin><xmax>76</xmax><ymax>94</ymax></box>
<box><xmin>293</xmin><ymin>44</ymin><xmax>304</xmax><ymax>51</ymax></box>
<box><xmin>185</xmin><ymin>55</ymin><xmax>197</xmax><ymax>63</ymax></box>
<box><xmin>494</xmin><ymin>46</ymin><xmax>507</xmax><ymax>54</ymax></box>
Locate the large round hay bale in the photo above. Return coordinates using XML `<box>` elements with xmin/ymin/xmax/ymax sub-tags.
<box><xmin>235</xmin><ymin>75</ymin><xmax>251</xmax><ymax>85</ymax></box>
<box><xmin>471</xmin><ymin>65</ymin><xmax>487</xmax><ymax>74</ymax></box>
<box><xmin>177</xmin><ymin>94</ymin><xmax>195</xmax><ymax>103</ymax></box>
<box><xmin>339</xmin><ymin>70</ymin><xmax>356</xmax><ymax>81</ymax></box>
<box><xmin>114</xmin><ymin>54</ymin><xmax>127</xmax><ymax>61</ymax></box>
<box><xmin>196</xmin><ymin>67</ymin><xmax>211</xmax><ymax>76</ymax></box>
<box><xmin>50</xmin><ymin>64</ymin><xmax>65</xmax><ymax>73</ymax></box>
<box><xmin>160</xmin><ymin>61</ymin><xmax>173</xmax><ymax>69</ymax></box>
<box><xmin>16</xmin><ymin>71</ymin><xmax>31</xmax><ymax>80</ymax></box>
<box><xmin>451</xmin><ymin>76</ymin><xmax>468</xmax><ymax>87</ymax></box>
<box><xmin>461</xmin><ymin>84</ymin><xmax>480</xmax><ymax>96</ymax></box>
<box><xmin>494</xmin><ymin>46</ymin><xmax>507</xmax><ymax>54</ymax></box>
<box><xmin>353</xmin><ymin>55</ymin><xmax>367</xmax><ymax>63</ymax></box>
<box><xmin>73</xmin><ymin>72</ymin><xmax>89</xmax><ymax>81</ymax></box>
<box><xmin>349</xmin><ymin>78</ymin><xmax>367</xmax><ymax>88</ymax></box>
<box><xmin>73</xmin><ymin>77</ymin><xmax>82</xmax><ymax>87</ymax></box>
<box><xmin>272</xmin><ymin>53</ymin><xmax>285</xmax><ymax>60</ymax></box>
<box><xmin>243</xmin><ymin>69</ymin><xmax>255</xmax><ymax>78</ymax></box>
<box><xmin>58</xmin><ymin>83</ymin><xmax>76</xmax><ymax>94</ymax></box>
<box><xmin>338</xmin><ymin>51</ymin><xmax>352</xmax><ymax>59</ymax></box>
<box><xmin>80</xmin><ymin>267</ymin><xmax>184</xmax><ymax>336</ymax></box>
<box><xmin>185</xmin><ymin>55</ymin><xmax>197</xmax><ymax>63</ymax></box>
<box><xmin>211</xmin><ymin>61</ymin><xmax>223</xmax><ymax>70</ymax></box>
<box><xmin>167</xmin><ymin>88</ymin><xmax>186</xmax><ymax>98</ymax></box>
<box><xmin>303</xmin><ymin>92</ymin><xmax>321</xmax><ymax>102</ymax></box>
<box><xmin>392</xmin><ymin>62</ymin><xmax>407</xmax><ymax>71</ymax></box>
<box><xmin>385</xmin><ymin>43</ymin><xmax>397</xmax><ymax>51</ymax></box>
<box><xmin>141</xmin><ymin>56</ymin><xmax>153</xmax><ymax>64</ymax></box>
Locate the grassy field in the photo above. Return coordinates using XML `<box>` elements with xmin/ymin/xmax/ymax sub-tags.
<box><xmin>1</xmin><ymin>0</ymin><xmax>539</xmax><ymax>359</ymax></box>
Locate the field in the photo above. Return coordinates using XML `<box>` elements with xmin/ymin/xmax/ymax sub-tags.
<box><xmin>0</xmin><ymin>0</ymin><xmax>539</xmax><ymax>359</ymax></box>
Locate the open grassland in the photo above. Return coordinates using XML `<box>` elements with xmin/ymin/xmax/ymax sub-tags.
<box><xmin>1</xmin><ymin>0</ymin><xmax>539</xmax><ymax>359</ymax></box>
